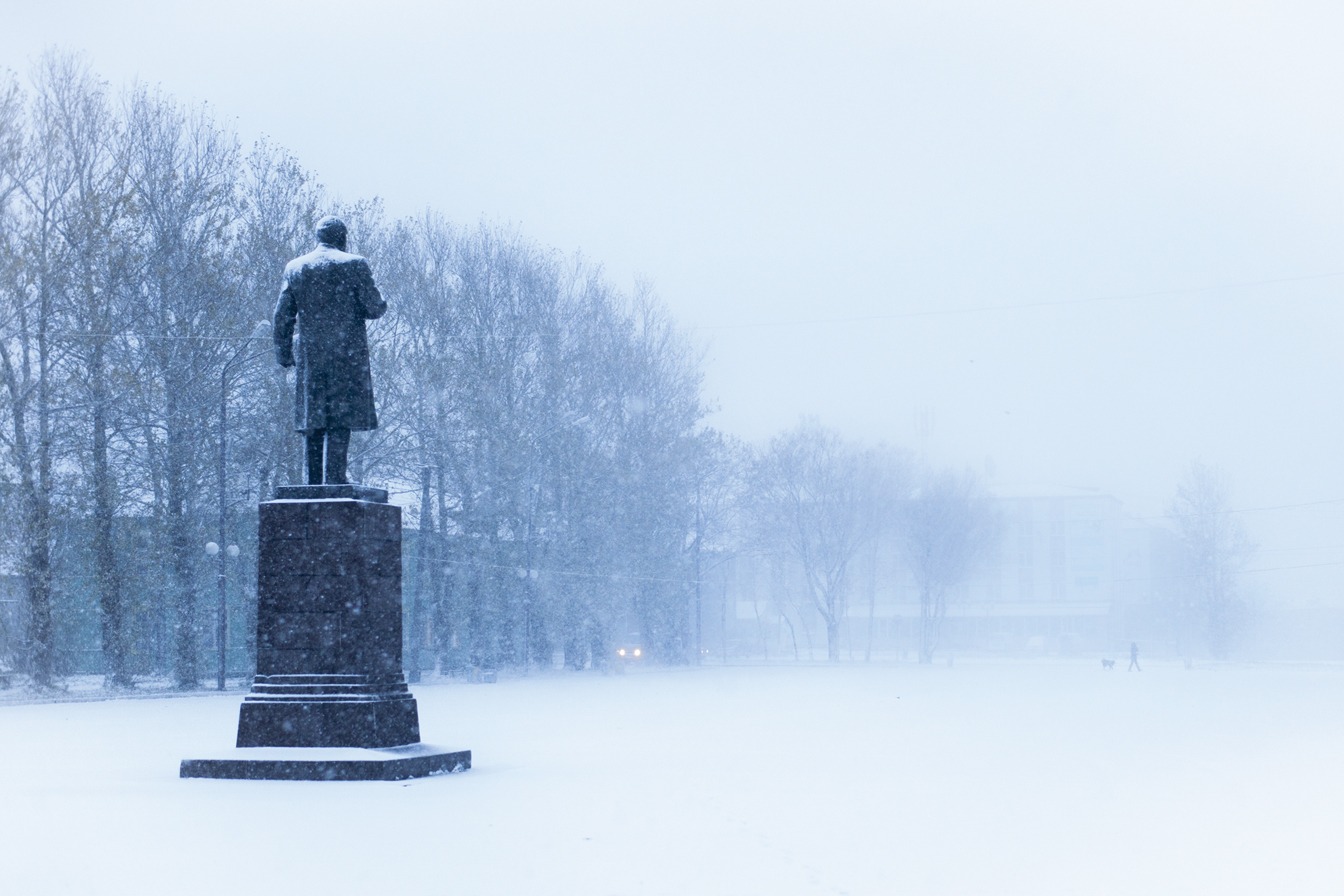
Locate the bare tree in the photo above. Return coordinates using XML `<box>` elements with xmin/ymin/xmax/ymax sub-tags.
<box><xmin>0</xmin><ymin>65</ymin><xmax>72</xmax><ymax>687</ymax></box>
<box><xmin>1168</xmin><ymin>460</ymin><xmax>1254</xmax><ymax>660</ymax></box>
<box><xmin>27</xmin><ymin>53</ymin><xmax>142</xmax><ymax>686</ymax></box>
<box><xmin>748</xmin><ymin>421</ymin><xmax>893</xmax><ymax>662</ymax></box>
<box><xmin>122</xmin><ymin>84</ymin><xmax>241</xmax><ymax>687</ymax></box>
<box><xmin>234</xmin><ymin>137</ymin><xmax>326</xmax><ymax>500</ymax></box>
<box><xmin>369</xmin><ymin>219</ymin><xmax>713</xmax><ymax>672</ymax></box>
<box><xmin>609</xmin><ymin>289</ymin><xmax>706</xmax><ymax>663</ymax></box>
<box><xmin>687</xmin><ymin>429</ymin><xmax>749</xmax><ymax>663</ymax></box>
<box><xmin>903</xmin><ymin>467</ymin><xmax>999</xmax><ymax>664</ymax></box>
<box><xmin>364</xmin><ymin>212</ymin><xmax>461</xmax><ymax>676</ymax></box>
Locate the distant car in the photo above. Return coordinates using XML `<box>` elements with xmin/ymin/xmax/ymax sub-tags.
<box><xmin>615</xmin><ymin>644</ymin><xmax>643</xmax><ymax>661</ymax></box>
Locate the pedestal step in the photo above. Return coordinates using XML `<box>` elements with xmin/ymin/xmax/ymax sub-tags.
<box><xmin>237</xmin><ymin>691</ymin><xmax>420</xmax><ymax>748</ymax></box>
<box><xmin>181</xmin><ymin>743</ymin><xmax>471</xmax><ymax>781</ymax></box>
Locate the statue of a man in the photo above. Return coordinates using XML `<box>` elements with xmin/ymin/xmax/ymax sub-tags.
<box><xmin>274</xmin><ymin>215</ymin><xmax>387</xmax><ymax>485</ymax></box>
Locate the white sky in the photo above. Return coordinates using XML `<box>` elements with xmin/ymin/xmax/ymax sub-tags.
<box><xmin>4</xmin><ymin>0</ymin><xmax>1344</xmax><ymax>603</ymax></box>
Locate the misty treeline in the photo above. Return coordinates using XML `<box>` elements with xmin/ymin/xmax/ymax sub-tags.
<box><xmin>0</xmin><ymin>53</ymin><xmax>721</xmax><ymax>687</ymax></box>
<box><xmin>0</xmin><ymin>54</ymin><xmax>1250</xmax><ymax>690</ymax></box>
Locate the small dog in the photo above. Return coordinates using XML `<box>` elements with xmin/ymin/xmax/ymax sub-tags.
<box><xmin>1101</xmin><ymin>658</ymin><xmax>1115</xmax><ymax>670</ymax></box>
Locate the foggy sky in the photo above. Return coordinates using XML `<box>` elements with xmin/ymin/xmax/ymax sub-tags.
<box><xmin>4</xmin><ymin>0</ymin><xmax>1343</xmax><ymax>604</ymax></box>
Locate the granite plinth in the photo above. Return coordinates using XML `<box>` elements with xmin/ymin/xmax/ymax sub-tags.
<box><xmin>181</xmin><ymin>486</ymin><xmax>471</xmax><ymax>778</ymax></box>
<box><xmin>238</xmin><ymin>490</ymin><xmax>419</xmax><ymax>748</ymax></box>
<box><xmin>180</xmin><ymin>743</ymin><xmax>472</xmax><ymax>781</ymax></box>
<box><xmin>236</xmin><ymin>676</ymin><xmax>420</xmax><ymax>748</ymax></box>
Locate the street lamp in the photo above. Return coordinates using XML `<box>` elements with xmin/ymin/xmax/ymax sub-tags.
<box><xmin>212</xmin><ymin>323</ymin><xmax>269</xmax><ymax>691</ymax></box>
<box><xmin>516</xmin><ymin>566</ymin><xmax>538</xmax><ymax>672</ymax></box>
<box><xmin>205</xmin><ymin>541</ymin><xmax>240</xmax><ymax>689</ymax></box>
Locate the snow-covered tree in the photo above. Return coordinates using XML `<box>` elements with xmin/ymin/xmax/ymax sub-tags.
<box><xmin>1168</xmin><ymin>460</ymin><xmax>1254</xmax><ymax>659</ymax></box>
<box><xmin>903</xmin><ymin>468</ymin><xmax>999</xmax><ymax>664</ymax></box>
<box><xmin>122</xmin><ymin>84</ymin><xmax>242</xmax><ymax>687</ymax></box>
<box><xmin>31</xmin><ymin>52</ymin><xmax>139</xmax><ymax>685</ymax></box>
<box><xmin>748</xmin><ymin>421</ymin><xmax>899</xmax><ymax>662</ymax></box>
<box><xmin>0</xmin><ymin>66</ymin><xmax>62</xmax><ymax>686</ymax></box>
<box><xmin>0</xmin><ymin>56</ymin><xmax>716</xmax><ymax>683</ymax></box>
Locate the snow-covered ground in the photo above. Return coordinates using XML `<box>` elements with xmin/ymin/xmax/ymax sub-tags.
<box><xmin>2</xmin><ymin>660</ymin><xmax>1340</xmax><ymax>895</ymax></box>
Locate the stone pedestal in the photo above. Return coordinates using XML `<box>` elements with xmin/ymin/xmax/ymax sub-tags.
<box><xmin>181</xmin><ymin>485</ymin><xmax>470</xmax><ymax>780</ymax></box>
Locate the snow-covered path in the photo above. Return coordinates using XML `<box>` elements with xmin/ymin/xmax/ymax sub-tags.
<box><xmin>2</xmin><ymin>661</ymin><xmax>1340</xmax><ymax>895</ymax></box>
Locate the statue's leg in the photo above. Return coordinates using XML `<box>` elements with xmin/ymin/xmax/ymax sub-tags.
<box><xmin>326</xmin><ymin>428</ymin><xmax>351</xmax><ymax>484</ymax></box>
<box><xmin>305</xmin><ymin>430</ymin><xmax>325</xmax><ymax>485</ymax></box>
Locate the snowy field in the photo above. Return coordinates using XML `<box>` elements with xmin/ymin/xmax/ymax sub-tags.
<box><xmin>2</xmin><ymin>661</ymin><xmax>1341</xmax><ymax>895</ymax></box>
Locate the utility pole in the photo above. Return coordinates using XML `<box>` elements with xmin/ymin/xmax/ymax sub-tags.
<box><xmin>408</xmin><ymin>466</ymin><xmax>433</xmax><ymax>683</ymax></box>
<box><xmin>214</xmin><ymin>365</ymin><xmax>229</xmax><ymax>690</ymax></box>
<box><xmin>211</xmin><ymin>329</ymin><xmax>270</xmax><ymax>690</ymax></box>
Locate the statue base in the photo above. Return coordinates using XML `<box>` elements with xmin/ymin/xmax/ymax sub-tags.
<box><xmin>235</xmin><ymin>673</ymin><xmax>421</xmax><ymax>748</ymax></box>
<box><xmin>182</xmin><ymin>485</ymin><xmax>470</xmax><ymax>779</ymax></box>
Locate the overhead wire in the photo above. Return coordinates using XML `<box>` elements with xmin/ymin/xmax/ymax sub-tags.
<box><xmin>688</xmin><ymin>269</ymin><xmax>1344</xmax><ymax>331</ymax></box>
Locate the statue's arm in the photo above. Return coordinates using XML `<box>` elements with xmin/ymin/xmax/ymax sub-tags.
<box><xmin>274</xmin><ymin>279</ymin><xmax>298</xmax><ymax>368</ymax></box>
<box><xmin>359</xmin><ymin>260</ymin><xmax>387</xmax><ymax>320</ymax></box>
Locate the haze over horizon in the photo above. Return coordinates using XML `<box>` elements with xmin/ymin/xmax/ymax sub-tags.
<box><xmin>4</xmin><ymin>0</ymin><xmax>1343</xmax><ymax>605</ymax></box>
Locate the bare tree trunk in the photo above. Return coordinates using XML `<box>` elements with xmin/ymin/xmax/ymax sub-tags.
<box><xmin>919</xmin><ymin>587</ymin><xmax>934</xmax><ymax>664</ymax></box>
<box><xmin>33</xmin><ymin>204</ymin><xmax>57</xmax><ymax>686</ymax></box>
<box><xmin>779</xmin><ymin>609</ymin><xmax>797</xmax><ymax>662</ymax></box>
<box><xmin>432</xmin><ymin>465</ymin><xmax>452</xmax><ymax>672</ymax></box>
<box><xmin>165</xmin><ymin>384</ymin><xmax>199</xmax><ymax>688</ymax></box>
<box><xmin>0</xmin><ymin>239</ymin><xmax>59</xmax><ymax>688</ymax></box>
<box><xmin>826</xmin><ymin>616</ymin><xmax>841</xmax><ymax>662</ymax></box>
<box><xmin>719</xmin><ymin>581</ymin><xmax>728</xmax><ymax>664</ymax></box>
<box><xmin>91</xmin><ymin>366</ymin><xmax>130</xmax><ymax>686</ymax></box>
<box><xmin>0</xmin><ymin>338</ymin><xmax>56</xmax><ymax>686</ymax></box>
<box><xmin>19</xmin><ymin>447</ymin><xmax>55</xmax><ymax>687</ymax></box>
<box><xmin>864</xmin><ymin>539</ymin><xmax>877</xmax><ymax>663</ymax></box>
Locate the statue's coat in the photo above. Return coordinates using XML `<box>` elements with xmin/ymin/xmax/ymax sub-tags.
<box><xmin>274</xmin><ymin>244</ymin><xmax>386</xmax><ymax>432</ymax></box>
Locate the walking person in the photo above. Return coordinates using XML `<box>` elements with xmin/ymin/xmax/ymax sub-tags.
<box><xmin>1128</xmin><ymin>641</ymin><xmax>1142</xmax><ymax>672</ymax></box>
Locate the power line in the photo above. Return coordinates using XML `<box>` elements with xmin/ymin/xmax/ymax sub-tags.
<box><xmin>1127</xmin><ymin>497</ymin><xmax>1344</xmax><ymax>524</ymax></box>
<box><xmin>1215</xmin><ymin>498</ymin><xmax>1344</xmax><ymax>514</ymax></box>
<box><xmin>1243</xmin><ymin>560</ymin><xmax>1344</xmax><ymax>575</ymax></box>
<box><xmin>435</xmin><ymin>555</ymin><xmax>697</xmax><ymax>588</ymax></box>
<box><xmin>690</xmin><ymin>270</ymin><xmax>1344</xmax><ymax>332</ymax></box>
<box><xmin>1108</xmin><ymin>558</ymin><xmax>1344</xmax><ymax>586</ymax></box>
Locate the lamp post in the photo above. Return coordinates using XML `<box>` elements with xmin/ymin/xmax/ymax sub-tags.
<box><xmin>516</xmin><ymin>566</ymin><xmax>538</xmax><ymax>672</ymax></box>
<box><xmin>211</xmin><ymin>324</ymin><xmax>269</xmax><ymax>691</ymax></box>
<box><xmin>205</xmin><ymin>541</ymin><xmax>239</xmax><ymax>689</ymax></box>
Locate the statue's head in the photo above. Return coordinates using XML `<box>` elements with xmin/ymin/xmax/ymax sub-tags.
<box><xmin>315</xmin><ymin>216</ymin><xmax>348</xmax><ymax>251</ymax></box>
